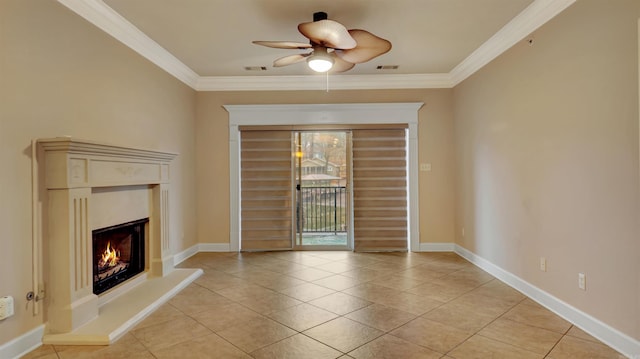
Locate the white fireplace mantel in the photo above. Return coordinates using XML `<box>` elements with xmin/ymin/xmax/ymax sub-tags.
<box><xmin>37</xmin><ymin>137</ymin><xmax>201</xmax><ymax>345</ymax></box>
<box><xmin>39</xmin><ymin>138</ymin><xmax>176</xmax><ymax>188</ymax></box>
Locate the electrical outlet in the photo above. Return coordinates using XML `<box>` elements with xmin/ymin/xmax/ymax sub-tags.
<box><xmin>578</xmin><ymin>273</ymin><xmax>586</xmax><ymax>290</ymax></box>
<box><xmin>420</xmin><ymin>163</ymin><xmax>432</xmax><ymax>172</ymax></box>
<box><xmin>461</xmin><ymin>227</ymin><xmax>465</xmax><ymax>237</ymax></box>
<box><xmin>539</xmin><ymin>257</ymin><xmax>547</xmax><ymax>272</ymax></box>
<box><xmin>0</xmin><ymin>296</ymin><xmax>15</xmax><ymax>320</ymax></box>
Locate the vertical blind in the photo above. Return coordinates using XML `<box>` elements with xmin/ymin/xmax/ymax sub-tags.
<box><xmin>240</xmin><ymin>130</ymin><xmax>293</xmax><ymax>250</ymax></box>
<box><xmin>352</xmin><ymin>129</ymin><xmax>408</xmax><ymax>251</ymax></box>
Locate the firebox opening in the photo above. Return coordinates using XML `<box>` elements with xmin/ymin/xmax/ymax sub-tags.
<box><xmin>92</xmin><ymin>218</ymin><xmax>148</xmax><ymax>295</ymax></box>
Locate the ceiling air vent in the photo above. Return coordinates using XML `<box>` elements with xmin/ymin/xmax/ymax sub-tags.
<box><xmin>376</xmin><ymin>65</ymin><xmax>399</xmax><ymax>70</ymax></box>
<box><xmin>244</xmin><ymin>66</ymin><xmax>267</xmax><ymax>71</ymax></box>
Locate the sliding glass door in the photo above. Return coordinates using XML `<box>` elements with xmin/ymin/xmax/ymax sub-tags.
<box><xmin>238</xmin><ymin>126</ymin><xmax>408</xmax><ymax>252</ymax></box>
<box><xmin>294</xmin><ymin>131</ymin><xmax>350</xmax><ymax>250</ymax></box>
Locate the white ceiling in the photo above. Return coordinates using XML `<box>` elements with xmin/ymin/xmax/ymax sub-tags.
<box><xmin>57</xmin><ymin>0</ymin><xmax>576</xmax><ymax>90</ymax></box>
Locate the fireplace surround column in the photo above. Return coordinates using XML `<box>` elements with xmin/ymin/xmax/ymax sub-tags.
<box><xmin>150</xmin><ymin>183</ymin><xmax>172</xmax><ymax>276</ymax></box>
<box><xmin>47</xmin><ymin>187</ymin><xmax>95</xmax><ymax>333</ymax></box>
<box><xmin>38</xmin><ymin>137</ymin><xmax>178</xmax><ymax>334</ymax></box>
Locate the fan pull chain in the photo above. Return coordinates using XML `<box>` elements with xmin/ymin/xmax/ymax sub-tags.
<box><xmin>326</xmin><ymin>71</ymin><xmax>330</xmax><ymax>92</ymax></box>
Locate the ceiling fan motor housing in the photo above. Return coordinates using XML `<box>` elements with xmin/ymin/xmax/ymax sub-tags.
<box><xmin>313</xmin><ymin>12</ymin><xmax>328</xmax><ymax>22</ymax></box>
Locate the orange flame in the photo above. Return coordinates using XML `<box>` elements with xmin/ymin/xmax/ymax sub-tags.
<box><xmin>99</xmin><ymin>241</ymin><xmax>120</xmax><ymax>269</ymax></box>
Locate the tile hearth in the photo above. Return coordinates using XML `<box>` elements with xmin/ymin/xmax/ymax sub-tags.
<box><xmin>42</xmin><ymin>269</ymin><xmax>201</xmax><ymax>345</ymax></box>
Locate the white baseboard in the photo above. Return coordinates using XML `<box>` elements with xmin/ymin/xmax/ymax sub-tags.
<box><xmin>454</xmin><ymin>244</ymin><xmax>640</xmax><ymax>359</ymax></box>
<box><xmin>173</xmin><ymin>244</ymin><xmax>199</xmax><ymax>266</ymax></box>
<box><xmin>418</xmin><ymin>242</ymin><xmax>456</xmax><ymax>252</ymax></box>
<box><xmin>198</xmin><ymin>243</ymin><xmax>231</xmax><ymax>252</ymax></box>
<box><xmin>173</xmin><ymin>243</ymin><xmax>232</xmax><ymax>266</ymax></box>
<box><xmin>0</xmin><ymin>324</ymin><xmax>44</xmax><ymax>359</ymax></box>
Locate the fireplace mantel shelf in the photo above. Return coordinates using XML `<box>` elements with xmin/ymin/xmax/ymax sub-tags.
<box><xmin>38</xmin><ymin>137</ymin><xmax>178</xmax><ymax>189</ymax></box>
<box><xmin>38</xmin><ymin>137</ymin><xmax>178</xmax><ymax>161</ymax></box>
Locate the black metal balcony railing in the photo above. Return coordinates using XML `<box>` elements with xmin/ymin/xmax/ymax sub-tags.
<box><xmin>297</xmin><ymin>186</ymin><xmax>347</xmax><ymax>234</ymax></box>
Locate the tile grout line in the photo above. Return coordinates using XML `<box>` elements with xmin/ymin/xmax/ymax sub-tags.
<box><xmin>436</xmin><ymin>296</ymin><xmax>527</xmax><ymax>357</ymax></box>
<box><xmin>542</xmin><ymin>324</ymin><xmax>576</xmax><ymax>358</ymax></box>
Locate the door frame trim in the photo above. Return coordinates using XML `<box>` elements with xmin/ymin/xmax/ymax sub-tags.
<box><xmin>225</xmin><ymin>103</ymin><xmax>424</xmax><ymax>252</ymax></box>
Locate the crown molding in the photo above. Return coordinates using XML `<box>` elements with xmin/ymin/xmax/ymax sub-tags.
<box><xmin>56</xmin><ymin>0</ymin><xmax>199</xmax><ymax>88</ymax></box>
<box><xmin>57</xmin><ymin>0</ymin><xmax>575</xmax><ymax>91</ymax></box>
<box><xmin>195</xmin><ymin>73</ymin><xmax>454</xmax><ymax>91</ymax></box>
<box><xmin>449</xmin><ymin>0</ymin><xmax>576</xmax><ymax>85</ymax></box>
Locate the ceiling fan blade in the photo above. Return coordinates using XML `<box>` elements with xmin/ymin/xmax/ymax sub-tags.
<box><xmin>329</xmin><ymin>52</ymin><xmax>355</xmax><ymax>73</ymax></box>
<box><xmin>252</xmin><ymin>41</ymin><xmax>312</xmax><ymax>49</ymax></box>
<box><xmin>273</xmin><ymin>53</ymin><xmax>311</xmax><ymax>67</ymax></box>
<box><xmin>298</xmin><ymin>19</ymin><xmax>357</xmax><ymax>49</ymax></box>
<box><xmin>335</xmin><ymin>29</ymin><xmax>392</xmax><ymax>63</ymax></box>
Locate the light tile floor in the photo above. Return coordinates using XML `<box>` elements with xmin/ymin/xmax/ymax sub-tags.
<box><xmin>23</xmin><ymin>251</ymin><xmax>625</xmax><ymax>359</ymax></box>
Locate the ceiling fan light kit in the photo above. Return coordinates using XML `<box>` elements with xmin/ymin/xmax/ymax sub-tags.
<box><xmin>253</xmin><ymin>11</ymin><xmax>391</xmax><ymax>73</ymax></box>
<box><xmin>307</xmin><ymin>47</ymin><xmax>334</xmax><ymax>72</ymax></box>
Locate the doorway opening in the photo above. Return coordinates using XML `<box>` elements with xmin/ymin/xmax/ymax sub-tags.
<box><xmin>294</xmin><ymin>131</ymin><xmax>350</xmax><ymax>249</ymax></box>
<box><xmin>227</xmin><ymin>103</ymin><xmax>423</xmax><ymax>252</ymax></box>
<box><xmin>237</xmin><ymin>125</ymin><xmax>411</xmax><ymax>252</ymax></box>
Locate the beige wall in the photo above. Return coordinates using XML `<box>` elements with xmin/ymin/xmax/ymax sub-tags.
<box><xmin>0</xmin><ymin>0</ymin><xmax>197</xmax><ymax>344</ymax></box>
<box><xmin>195</xmin><ymin>90</ymin><xmax>456</xmax><ymax>248</ymax></box>
<box><xmin>8</xmin><ymin>0</ymin><xmax>636</xmax><ymax>349</ymax></box>
<box><xmin>453</xmin><ymin>0</ymin><xmax>640</xmax><ymax>340</ymax></box>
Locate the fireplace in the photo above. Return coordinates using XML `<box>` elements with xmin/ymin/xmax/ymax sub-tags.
<box><xmin>37</xmin><ymin>137</ymin><xmax>202</xmax><ymax>345</ymax></box>
<box><xmin>93</xmin><ymin>218</ymin><xmax>147</xmax><ymax>295</ymax></box>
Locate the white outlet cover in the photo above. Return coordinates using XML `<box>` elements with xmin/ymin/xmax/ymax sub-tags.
<box><xmin>0</xmin><ymin>296</ymin><xmax>15</xmax><ymax>320</ymax></box>
<box><xmin>578</xmin><ymin>273</ymin><xmax>586</xmax><ymax>290</ymax></box>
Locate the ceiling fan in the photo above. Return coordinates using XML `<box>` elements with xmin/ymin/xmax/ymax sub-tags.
<box><xmin>253</xmin><ymin>12</ymin><xmax>392</xmax><ymax>73</ymax></box>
